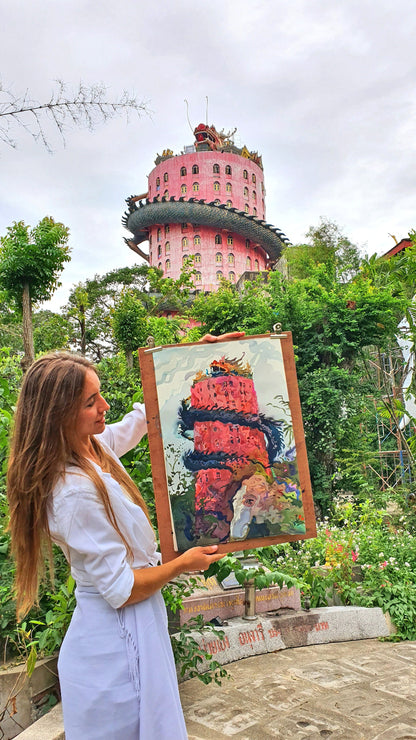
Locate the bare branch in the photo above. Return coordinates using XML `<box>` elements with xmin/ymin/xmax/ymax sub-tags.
<box><xmin>0</xmin><ymin>80</ymin><xmax>150</xmax><ymax>151</ymax></box>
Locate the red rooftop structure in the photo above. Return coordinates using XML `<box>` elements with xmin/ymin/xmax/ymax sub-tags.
<box><xmin>383</xmin><ymin>238</ymin><xmax>412</xmax><ymax>259</ymax></box>
<box><xmin>123</xmin><ymin>124</ymin><xmax>290</xmax><ymax>292</ymax></box>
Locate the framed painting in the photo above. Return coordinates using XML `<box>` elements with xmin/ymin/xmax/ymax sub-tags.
<box><xmin>139</xmin><ymin>332</ymin><xmax>316</xmax><ymax>561</ymax></box>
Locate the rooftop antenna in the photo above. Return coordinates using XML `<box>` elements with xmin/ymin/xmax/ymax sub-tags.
<box><xmin>184</xmin><ymin>99</ymin><xmax>193</xmax><ymax>134</ymax></box>
<box><xmin>206</xmin><ymin>95</ymin><xmax>209</xmax><ymax>125</ymax></box>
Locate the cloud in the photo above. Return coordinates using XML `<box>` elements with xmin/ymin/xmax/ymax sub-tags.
<box><xmin>1</xmin><ymin>0</ymin><xmax>416</xmax><ymax>310</ymax></box>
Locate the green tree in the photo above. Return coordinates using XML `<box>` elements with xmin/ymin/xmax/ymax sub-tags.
<box><xmin>32</xmin><ymin>310</ymin><xmax>71</xmax><ymax>353</ymax></box>
<box><xmin>64</xmin><ymin>265</ymin><xmax>152</xmax><ymax>359</ymax></box>
<box><xmin>284</xmin><ymin>218</ymin><xmax>362</xmax><ymax>284</ymax></box>
<box><xmin>189</xmin><ymin>224</ymin><xmax>407</xmax><ymax>512</ymax></box>
<box><xmin>65</xmin><ymin>284</ymin><xmax>90</xmax><ymax>356</ymax></box>
<box><xmin>0</xmin><ymin>218</ymin><xmax>70</xmax><ymax>369</ymax></box>
<box><xmin>0</xmin><ymin>290</ymin><xmax>22</xmax><ymax>352</ymax></box>
<box><xmin>111</xmin><ymin>290</ymin><xmax>183</xmax><ymax>367</ymax></box>
<box><xmin>65</xmin><ymin>264</ymin><xmax>193</xmax><ymax>360</ymax></box>
<box><xmin>111</xmin><ymin>291</ymin><xmax>149</xmax><ymax>368</ymax></box>
<box><xmin>191</xmin><ymin>277</ymin><xmax>274</xmax><ymax>336</ymax></box>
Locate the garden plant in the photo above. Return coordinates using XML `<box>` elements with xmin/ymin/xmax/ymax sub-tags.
<box><xmin>2</xmin><ymin>218</ymin><xmax>416</xmax><ymax>728</ymax></box>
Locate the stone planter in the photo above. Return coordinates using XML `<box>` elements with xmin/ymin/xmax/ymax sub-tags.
<box><xmin>0</xmin><ymin>655</ymin><xmax>59</xmax><ymax>740</ymax></box>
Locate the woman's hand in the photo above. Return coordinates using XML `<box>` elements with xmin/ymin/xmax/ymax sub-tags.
<box><xmin>123</xmin><ymin>546</ymin><xmax>225</xmax><ymax>606</ymax></box>
<box><xmin>177</xmin><ymin>545</ymin><xmax>224</xmax><ymax>572</ymax></box>
<box><xmin>199</xmin><ymin>331</ymin><xmax>245</xmax><ymax>343</ymax></box>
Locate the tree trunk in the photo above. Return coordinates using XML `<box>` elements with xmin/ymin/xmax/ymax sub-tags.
<box><xmin>80</xmin><ymin>310</ymin><xmax>86</xmax><ymax>355</ymax></box>
<box><xmin>21</xmin><ymin>282</ymin><xmax>35</xmax><ymax>371</ymax></box>
<box><xmin>126</xmin><ymin>349</ymin><xmax>133</xmax><ymax>369</ymax></box>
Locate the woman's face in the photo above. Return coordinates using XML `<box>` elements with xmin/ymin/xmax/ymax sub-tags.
<box><xmin>75</xmin><ymin>368</ymin><xmax>110</xmax><ymax>444</ymax></box>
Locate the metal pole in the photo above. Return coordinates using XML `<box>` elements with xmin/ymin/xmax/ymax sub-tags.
<box><xmin>243</xmin><ymin>579</ymin><xmax>257</xmax><ymax>620</ymax></box>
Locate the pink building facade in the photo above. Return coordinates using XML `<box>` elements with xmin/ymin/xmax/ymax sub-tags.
<box><xmin>123</xmin><ymin>125</ymin><xmax>289</xmax><ymax>291</ymax></box>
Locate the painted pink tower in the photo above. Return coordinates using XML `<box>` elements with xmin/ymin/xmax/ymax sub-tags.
<box><xmin>123</xmin><ymin>124</ymin><xmax>289</xmax><ymax>291</ymax></box>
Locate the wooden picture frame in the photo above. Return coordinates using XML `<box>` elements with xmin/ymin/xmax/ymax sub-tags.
<box><xmin>139</xmin><ymin>332</ymin><xmax>316</xmax><ymax>562</ymax></box>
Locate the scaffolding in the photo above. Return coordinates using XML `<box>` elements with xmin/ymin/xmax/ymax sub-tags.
<box><xmin>365</xmin><ymin>346</ymin><xmax>413</xmax><ymax>490</ymax></box>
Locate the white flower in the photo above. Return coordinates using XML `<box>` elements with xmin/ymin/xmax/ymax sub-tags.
<box><xmin>379</xmin><ymin>553</ymin><xmax>384</xmax><ymax>557</ymax></box>
<box><xmin>405</xmin><ymin>562</ymin><xmax>410</xmax><ymax>567</ymax></box>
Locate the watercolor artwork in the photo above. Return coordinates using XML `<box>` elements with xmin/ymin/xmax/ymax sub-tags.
<box><xmin>139</xmin><ymin>333</ymin><xmax>315</xmax><ymax>558</ymax></box>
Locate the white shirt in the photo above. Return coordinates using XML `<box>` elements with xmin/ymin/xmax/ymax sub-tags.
<box><xmin>48</xmin><ymin>403</ymin><xmax>158</xmax><ymax>609</ymax></box>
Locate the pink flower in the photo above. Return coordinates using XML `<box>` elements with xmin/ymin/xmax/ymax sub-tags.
<box><xmin>380</xmin><ymin>561</ymin><xmax>388</xmax><ymax>568</ymax></box>
<box><xmin>351</xmin><ymin>550</ymin><xmax>358</xmax><ymax>562</ymax></box>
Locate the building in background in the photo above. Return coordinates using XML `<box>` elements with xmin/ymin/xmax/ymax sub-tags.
<box><xmin>123</xmin><ymin>124</ymin><xmax>290</xmax><ymax>292</ymax></box>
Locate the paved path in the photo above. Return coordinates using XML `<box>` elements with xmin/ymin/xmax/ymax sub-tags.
<box><xmin>180</xmin><ymin>639</ymin><xmax>416</xmax><ymax>739</ymax></box>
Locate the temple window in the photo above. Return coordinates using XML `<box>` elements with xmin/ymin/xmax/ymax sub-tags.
<box><xmin>226</xmin><ymin>200</ymin><xmax>232</xmax><ymax>208</ymax></box>
<box><xmin>193</xmin><ymin>182</ymin><xmax>199</xmax><ymax>192</ymax></box>
<box><xmin>194</xmin><ymin>253</ymin><xmax>201</xmax><ymax>263</ymax></box>
<box><xmin>244</xmin><ymin>186</ymin><xmax>249</xmax><ymax>198</ymax></box>
<box><xmin>213</xmin><ymin>181</ymin><xmax>220</xmax><ymax>191</ymax></box>
<box><xmin>158</xmin><ymin>245</ymin><xmax>162</xmax><ymax>257</ymax></box>
<box><xmin>243</xmin><ymin>169</ymin><xmax>248</xmax><ymax>180</ymax></box>
<box><xmin>254</xmin><ymin>259</ymin><xmax>259</xmax><ymax>271</ymax></box>
<box><xmin>163</xmin><ymin>172</ymin><xmax>168</xmax><ymax>182</ymax></box>
<box><xmin>195</xmin><ymin>271</ymin><xmax>202</xmax><ymax>282</ymax></box>
<box><xmin>215</xmin><ymin>234</ymin><xmax>222</xmax><ymax>244</ymax></box>
<box><xmin>225</xmin><ymin>165</ymin><xmax>232</xmax><ymax>175</ymax></box>
<box><xmin>213</xmin><ymin>163</ymin><xmax>220</xmax><ymax>173</ymax></box>
<box><xmin>226</xmin><ymin>182</ymin><xmax>232</xmax><ymax>193</ymax></box>
<box><xmin>164</xmin><ymin>190</ymin><xmax>169</xmax><ymax>198</ymax></box>
<box><xmin>216</xmin><ymin>270</ymin><xmax>223</xmax><ymax>281</ymax></box>
<box><xmin>252</xmin><ymin>190</ymin><xmax>257</xmax><ymax>200</ymax></box>
<box><xmin>216</xmin><ymin>252</ymin><xmax>223</xmax><ymax>263</ymax></box>
<box><xmin>244</xmin><ymin>204</ymin><xmax>249</xmax><ymax>214</ymax></box>
<box><xmin>182</xmin><ymin>237</ymin><xmax>188</xmax><ymax>248</ymax></box>
<box><xmin>229</xmin><ymin>271</ymin><xmax>236</xmax><ymax>282</ymax></box>
<box><xmin>192</xmin><ymin>164</ymin><xmax>199</xmax><ymax>174</ymax></box>
<box><xmin>181</xmin><ymin>184</ymin><xmax>187</xmax><ymax>195</ymax></box>
<box><xmin>156</xmin><ymin>177</ymin><xmax>160</xmax><ymax>189</ymax></box>
<box><xmin>180</xmin><ymin>166</ymin><xmax>187</xmax><ymax>176</ymax></box>
<box><xmin>228</xmin><ymin>253</ymin><xmax>234</xmax><ymax>265</ymax></box>
<box><xmin>227</xmin><ymin>235</ymin><xmax>233</xmax><ymax>245</ymax></box>
<box><xmin>214</xmin><ymin>199</ymin><xmax>220</xmax><ymax>205</ymax></box>
<box><xmin>252</xmin><ymin>173</ymin><xmax>256</xmax><ymax>183</ymax></box>
<box><xmin>157</xmin><ymin>228</ymin><xmax>161</xmax><ymax>240</ymax></box>
<box><xmin>165</xmin><ymin>241</ymin><xmax>170</xmax><ymax>254</ymax></box>
<box><xmin>246</xmin><ymin>256</ymin><xmax>251</xmax><ymax>269</ymax></box>
<box><xmin>245</xmin><ymin>239</ymin><xmax>250</xmax><ymax>248</ymax></box>
<box><xmin>194</xmin><ymin>235</ymin><xmax>201</xmax><ymax>245</ymax></box>
<box><xmin>253</xmin><ymin>207</ymin><xmax>257</xmax><ymax>216</ymax></box>
<box><xmin>165</xmin><ymin>259</ymin><xmax>171</xmax><ymax>270</ymax></box>
<box><xmin>165</xmin><ymin>225</ymin><xmax>170</xmax><ymax>235</ymax></box>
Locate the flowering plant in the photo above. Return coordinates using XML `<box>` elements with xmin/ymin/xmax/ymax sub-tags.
<box><xmin>257</xmin><ymin>499</ymin><xmax>416</xmax><ymax>640</ymax></box>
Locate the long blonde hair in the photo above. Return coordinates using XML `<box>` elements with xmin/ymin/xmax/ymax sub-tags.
<box><xmin>7</xmin><ymin>352</ymin><xmax>150</xmax><ymax>620</ymax></box>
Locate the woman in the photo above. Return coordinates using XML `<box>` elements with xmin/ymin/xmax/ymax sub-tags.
<box><xmin>6</xmin><ymin>343</ymin><xmax>237</xmax><ymax>739</ymax></box>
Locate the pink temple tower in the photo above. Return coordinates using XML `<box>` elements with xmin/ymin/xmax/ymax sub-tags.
<box><xmin>123</xmin><ymin>124</ymin><xmax>290</xmax><ymax>291</ymax></box>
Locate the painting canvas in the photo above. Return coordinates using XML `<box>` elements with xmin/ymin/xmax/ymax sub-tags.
<box><xmin>139</xmin><ymin>333</ymin><xmax>316</xmax><ymax>560</ymax></box>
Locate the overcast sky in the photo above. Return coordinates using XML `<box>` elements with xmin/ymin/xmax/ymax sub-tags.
<box><xmin>1</xmin><ymin>0</ymin><xmax>415</xmax><ymax>311</ymax></box>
